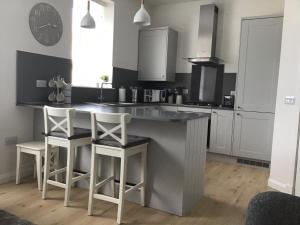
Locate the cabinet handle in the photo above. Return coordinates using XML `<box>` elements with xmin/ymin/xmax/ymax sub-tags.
<box><xmin>236</xmin><ymin>113</ymin><xmax>241</xmax><ymax>116</ymax></box>
<box><xmin>238</xmin><ymin>106</ymin><xmax>243</xmax><ymax>109</ymax></box>
<box><xmin>212</xmin><ymin>111</ymin><xmax>217</xmax><ymax>114</ymax></box>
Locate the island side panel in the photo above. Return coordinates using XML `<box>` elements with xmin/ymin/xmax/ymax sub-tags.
<box><xmin>182</xmin><ymin>117</ymin><xmax>208</xmax><ymax>215</ymax></box>
<box><xmin>127</xmin><ymin>119</ymin><xmax>187</xmax><ymax>216</ymax></box>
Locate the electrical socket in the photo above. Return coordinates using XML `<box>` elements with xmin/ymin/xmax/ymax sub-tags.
<box><xmin>36</xmin><ymin>80</ymin><xmax>47</xmax><ymax>88</ymax></box>
<box><xmin>285</xmin><ymin>96</ymin><xmax>296</xmax><ymax>105</ymax></box>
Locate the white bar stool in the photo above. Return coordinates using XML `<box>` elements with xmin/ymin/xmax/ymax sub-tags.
<box><xmin>16</xmin><ymin>141</ymin><xmax>59</xmax><ymax>191</ymax></box>
<box><xmin>42</xmin><ymin>106</ymin><xmax>91</xmax><ymax>207</ymax></box>
<box><xmin>88</xmin><ymin>112</ymin><xmax>149</xmax><ymax>224</ymax></box>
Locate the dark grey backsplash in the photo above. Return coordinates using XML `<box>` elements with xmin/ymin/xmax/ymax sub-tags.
<box><xmin>71</xmin><ymin>87</ymin><xmax>116</xmax><ymax>104</ymax></box>
<box><xmin>222</xmin><ymin>73</ymin><xmax>237</xmax><ymax>96</ymax></box>
<box><xmin>138</xmin><ymin>73</ymin><xmax>192</xmax><ymax>90</ymax></box>
<box><xmin>112</xmin><ymin>67</ymin><xmax>139</xmax><ymax>101</ymax></box>
<box><xmin>73</xmin><ymin>68</ymin><xmax>236</xmax><ymax>103</ymax></box>
<box><xmin>16</xmin><ymin>51</ymin><xmax>236</xmax><ymax>105</ymax></box>
<box><xmin>16</xmin><ymin>51</ymin><xmax>72</xmax><ymax>104</ymax></box>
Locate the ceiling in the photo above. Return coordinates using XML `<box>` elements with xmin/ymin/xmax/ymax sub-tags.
<box><xmin>145</xmin><ymin>0</ymin><xmax>199</xmax><ymax>6</ymax></box>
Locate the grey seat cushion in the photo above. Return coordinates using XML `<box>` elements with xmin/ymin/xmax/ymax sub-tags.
<box><xmin>245</xmin><ymin>191</ymin><xmax>300</xmax><ymax>225</ymax></box>
<box><xmin>43</xmin><ymin>127</ymin><xmax>92</xmax><ymax>140</ymax></box>
<box><xmin>93</xmin><ymin>135</ymin><xmax>150</xmax><ymax>149</ymax></box>
<box><xmin>0</xmin><ymin>210</ymin><xmax>36</xmax><ymax>225</ymax></box>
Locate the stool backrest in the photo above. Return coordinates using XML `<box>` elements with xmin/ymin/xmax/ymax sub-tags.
<box><xmin>44</xmin><ymin>106</ymin><xmax>76</xmax><ymax>138</ymax></box>
<box><xmin>91</xmin><ymin>112</ymin><xmax>132</xmax><ymax>146</ymax></box>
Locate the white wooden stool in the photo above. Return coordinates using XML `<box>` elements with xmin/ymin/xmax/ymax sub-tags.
<box><xmin>16</xmin><ymin>141</ymin><xmax>59</xmax><ymax>191</ymax></box>
<box><xmin>42</xmin><ymin>106</ymin><xmax>91</xmax><ymax>207</ymax></box>
<box><xmin>88</xmin><ymin>112</ymin><xmax>149</xmax><ymax>224</ymax></box>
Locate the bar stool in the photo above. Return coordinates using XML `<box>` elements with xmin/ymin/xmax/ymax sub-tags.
<box><xmin>16</xmin><ymin>141</ymin><xmax>59</xmax><ymax>191</ymax></box>
<box><xmin>88</xmin><ymin>112</ymin><xmax>149</xmax><ymax>224</ymax></box>
<box><xmin>42</xmin><ymin>106</ymin><xmax>91</xmax><ymax>207</ymax></box>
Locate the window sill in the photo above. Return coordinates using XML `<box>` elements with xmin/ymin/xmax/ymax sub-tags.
<box><xmin>72</xmin><ymin>85</ymin><xmax>115</xmax><ymax>90</ymax></box>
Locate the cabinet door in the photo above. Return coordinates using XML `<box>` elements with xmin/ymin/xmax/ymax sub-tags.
<box><xmin>236</xmin><ymin>17</ymin><xmax>283</xmax><ymax>113</ymax></box>
<box><xmin>209</xmin><ymin>110</ymin><xmax>234</xmax><ymax>155</ymax></box>
<box><xmin>138</xmin><ymin>29</ymin><xmax>168</xmax><ymax>81</ymax></box>
<box><xmin>232</xmin><ymin>111</ymin><xmax>274</xmax><ymax>161</ymax></box>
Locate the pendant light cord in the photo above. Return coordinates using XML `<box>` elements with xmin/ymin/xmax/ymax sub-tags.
<box><xmin>87</xmin><ymin>0</ymin><xmax>90</xmax><ymax>12</ymax></box>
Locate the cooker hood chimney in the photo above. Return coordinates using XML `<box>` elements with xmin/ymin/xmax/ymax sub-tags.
<box><xmin>185</xmin><ymin>4</ymin><xmax>223</xmax><ymax>66</ymax></box>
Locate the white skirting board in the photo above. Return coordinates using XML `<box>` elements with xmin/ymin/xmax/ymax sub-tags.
<box><xmin>268</xmin><ymin>178</ymin><xmax>293</xmax><ymax>194</ymax></box>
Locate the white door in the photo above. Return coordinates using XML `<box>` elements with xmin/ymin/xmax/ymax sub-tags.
<box><xmin>209</xmin><ymin>110</ymin><xmax>234</xmax><ymax>155</ymax></box>
<box><xmin>236</xmin><ymin>17</ymin><xmax>283</xmax><ymax>113</ymax></box>
<box><xmin>138</xmin><ymin>29</ymin><xmax>168</xmax><ymax>81</ymax></box>
<box><xmin>232</xmin><ymin>111</ymin><xmax>275</xmax><ymax>161</ymax></box>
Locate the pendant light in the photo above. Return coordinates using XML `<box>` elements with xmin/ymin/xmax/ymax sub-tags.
<box><xmin>81</xmin><ymin>0</ymin><xmax>96</xmax><ymax>29</ymax></box>
<box><xmin>134</xmin><ymin>0</ymin><xmax>151</xmax><ymax>27</ymax></box>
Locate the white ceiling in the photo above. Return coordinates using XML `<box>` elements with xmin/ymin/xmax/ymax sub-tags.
<box><xmin>145</xmin><ymin>0</ymin><xmax>199</xmax><ymax>6</ymax></box>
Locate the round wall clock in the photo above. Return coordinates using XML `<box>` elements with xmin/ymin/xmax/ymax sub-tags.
<box><xmin>29</xmin><ymin>3</ymin><xmax>63</xmax><ymax>46</ymax></box>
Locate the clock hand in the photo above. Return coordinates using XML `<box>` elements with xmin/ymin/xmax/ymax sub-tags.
<box><xmin>38</xmin><ymin>23</ymin><xmax>51</xmax><ymax>29</ymax></box>
<box><xmin>38</xmin><ymin>23</ymin><xmax>58</xmax><ymax>29</ymax></box>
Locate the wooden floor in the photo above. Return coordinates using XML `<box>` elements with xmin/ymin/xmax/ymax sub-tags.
<box><xmin>0</xmin><ymin>160</ymin><xmax>271</xmax><ymax>225</ymax></box>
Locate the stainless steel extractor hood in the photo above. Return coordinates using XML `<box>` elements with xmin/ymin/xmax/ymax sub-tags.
<box><xmin>185</xmin><ymin>4</ymin><xmax>223</xmax><ymax>66</ymax></box>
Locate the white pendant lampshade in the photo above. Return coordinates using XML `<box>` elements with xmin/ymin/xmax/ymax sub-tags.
<box><xmin>81</xmin><ymin>0</ymin><xmax>96</xmax><ymax>29</ymax></box>
<box><xmin>134</xmin><ymin>0</ymin><xmax>151</xmax><ymax>27</ymax></box>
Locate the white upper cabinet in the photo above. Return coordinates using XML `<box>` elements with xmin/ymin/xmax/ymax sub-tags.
<box><xmin>209</xmin><ymin>110</ymin><xmax>234</xmax><ymax>156</ymax></box>
<box><xmin>236</xmin><ymin>17</ymin><xmax>283</xmax><ymax>113</ymax></box>
<box><xmin>138</xmin><ymin>27</ymin><xmax>178</xmax><ymax>82</ymax></box>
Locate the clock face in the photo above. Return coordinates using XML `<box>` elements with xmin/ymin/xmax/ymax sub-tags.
<box><xmin>29</xmin><ymin>3</ymin><xmax>63</xmax><ymax>46</ymax></box>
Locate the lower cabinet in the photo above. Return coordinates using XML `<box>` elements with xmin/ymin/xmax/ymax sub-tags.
<box><xmin>209</xmin><ymin>110</ymin><xmax>234</xmax><ymax>155</ymax></box>
<box><xmin>232</xmin><ymin>111</ymin><xmax>275</xmax><ymax>161</ymax></box>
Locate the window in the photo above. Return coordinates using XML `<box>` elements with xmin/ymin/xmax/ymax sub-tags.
<box><xmin>72</xmin><ymin>0</ymin><xmax>114</xmax><ymax>87</ymax></box>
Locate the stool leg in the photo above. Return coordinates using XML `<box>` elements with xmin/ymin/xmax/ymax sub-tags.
<box><xmin>117</xmin><ymin>155</ymin><xmax>128</xmax><ymax>225</ymax></box>
<box><xmin>33</xmin><ymin>161</ymin><xmax>37</xmax><ymax>180</ymax></box>
<box><xmin>64</xmin><ymin>141</ymin><xmax>75</xmax><ymax>207</ymax></box>
<box><xmin>110</xmin><ymin>157</ymin><xmax>116</xmax><ymax>198</ymax></box>
<box><xmin>42</xmin><ymin>138</ymin><xmax>51</xmax><ymax>199</ymax></box>
<box><xmin>16</xmin><ymin>147</ymin><xmax>22</xmax><ymax>185</ymax></box>
<box><xmin>140</xmin><ymin>149</ymin><xmax>147</xmax><ymax>207</ymax></box>
<box><xmin>54</xmin><ymin>148</ymin><xmax>60</xmax><ymax>182</ymax></box>
<box><xmin>36</xmin><ymin>152</ymin><xmax>43</xmax><ymax>191</ymax></box>
<box><xmin>88</xmin><ymin>146</ymin><xmax>98</xmax><ymax>216</ymax></box>
<box><xmin>71</xmin><ymin>146</ymin><xmax>78</xmax><ymax>188</ymax></box>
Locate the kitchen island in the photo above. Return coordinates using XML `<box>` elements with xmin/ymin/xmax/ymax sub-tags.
<box><xmin>22</xmin><ymin>102</ymin><xmax>209</xmax><ymax>216</ymax></box>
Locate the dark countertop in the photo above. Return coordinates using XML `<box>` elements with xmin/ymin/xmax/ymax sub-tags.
<box><xmin>82</xmin><ymin>102</ymin><xmax>234</xmax><ymax>111</ymax></box>
<box><xmin>18</xmin><ymin>102</ymin><xmax>210</xmax><ymax>122</ymax></box>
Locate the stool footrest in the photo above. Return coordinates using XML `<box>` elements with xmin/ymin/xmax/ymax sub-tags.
<box><xmin>49</xmin><ymin>168</ymin><xmax>66</xmax><ymax>177</ymax></box>
<box><xmin>72</xmin><ymin>173</ymin><xmax>90</xmax><ymax>183</ymax></box>
<box><xmin>95</xmin><ymin>176</ymin><xmax>114</xmax><ymax>190</ymax></box>
<box><xmin>125</xmin><ymin>182</ymin><xmax>144</xmax><ymax>196</ymax></box>
<box><xmin>47</xmin><ymin>180</ymin><xmax>66</xmax><ymax>189</ymax></box>
<box><xmin>93</xmin><ymin>193</ymin><xmax>119</xmax><ymax>204</ymax></box>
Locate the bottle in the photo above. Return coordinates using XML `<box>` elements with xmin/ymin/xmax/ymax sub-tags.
<box><xmin>119</xmin><ymin>86</ymin><xmax>126</xmax><ymax>102</ymax></box>
<box><xmin>176</xmin><ymin>95</ymin><xmax>183</xmax><ymax>105</ymax></box>
<box><xmin>131</xmin><ymin>87</ymin><xmax>138</xmax><ymax>103</ymax></box>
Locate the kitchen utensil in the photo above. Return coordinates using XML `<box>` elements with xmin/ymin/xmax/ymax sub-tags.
<box><xmin>48</xmin><ymin>92</ymin><xmax>56</xmax><ymax>102</ymax></box>
<box><xmin>48</xmin><ymin>78</ymin><xmax>56</xmax><ymax>88</ymax></box>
